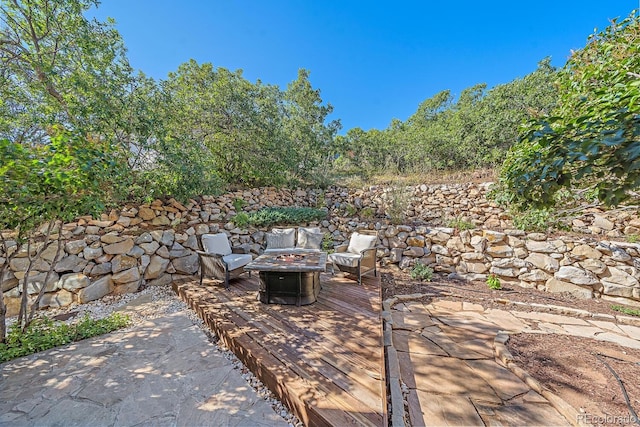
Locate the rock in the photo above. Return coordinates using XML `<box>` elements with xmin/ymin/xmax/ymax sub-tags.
<box><xmin>54</xmin><ymin>255</ymin><xmax>89</xmax><ymax>273</ymax></box>
<box><xmin>458</xmin><ymin>261</ymin><xmax>488</xmax><ymax>274</ymax></box>
<box><xmin>111</xmin><ymin>255</ymin><xmax>138</xmax><ymax>273</ymax></box>
<box><xmin>58</xmin><ymin>273</ymin><xmax>90</xmax><ymax>291</ymax></box>
<box><xmin>525</xmin><ymin>240</ymin><xmax>567</xmax><ymax>254</ymax></box>
<box><xmin>140</xmin><ymin>241</ymin><xmax>160</xmax><ymax>255</ymax></box>
<box><xmin>525</xmin><ymin>253</ymin><xmax>559</xmax><ymax>273</ymax></box>
<box><xmin>138</xmin><ymin>206</ymin><xmax>156</xmax><ymax>220</ymax></box>
<box><xmin>83</xmin><ymin>246</ymin><xmax>104</xmax><ymax>261</ymax></box>
<box><xmin>100</xmin><ymin>233</ymin><xmax>126</xmax><ymax>244</ymax></box>
<box><xmin>406</xmin><ymin>236</ymin><xmax>425</xmax><ymax>247</ymax></box>
<box><xmin>580</xmin><ymin>258</ymin><xmax>608</xmax><ymax>275</ymax></box>
<box><xmin>144</xmin><ymin>255</ymin><xmax>170</xmax><ymax>279</ymax></box>
<box><xmin>593</xmin><ymin>215</ymin><xmax>614</xmax><ymax>231</ymax></box>
<box><xmin>65</xmin><ymin>239</ymin><xmax>87</xmax><ymax>255</ymax></box>
<box><xmin>103</xmin><ymin>238</ymin><xmax>134</xmax><ymax>255</ymax></box>
<box><xmin>1</xmin><ymin>270</ymin><xmax>18</xmax><ymax>292</ymax></box>
<box><xmin>171</xmin><ymin>254</ymin><xmax>199</xmax><ymax>275</ymax></box>
<box><xmin>160</xmin><ymin>230</ymin><xmax>175</xmax><ymax>247</ymax></box>
<box><xmin>545</xmin><ymin>278</ymin><xmax>593</xmax><ymax>299</ymax></box>
<box><xmin>183</xmin><ymin>235</ymin><xmax>200</xmax><ymax>250</ymax></box>
<box><xmin>482</xmin><ymin>230</ymin><xmax>505</xmax><ymax>243</ymax></box>
<box><xmin>389</xmin><ymin>248</ymin><xmax>403</xmax><ymax>263</ymax></box>
<box><xmin>151</xmin><ymin>215</ymin><xmax>171</xmax><ymax>226</ymax></box>
<box><xmin>602</xmin><ymin>282</ymin><xmax>635</xmax><ymax>298</ymax></box>
<box><xmin>403</xmin><ymin>247</ymin><xmax>425</xmax><ymax>257</ymax></box>
<box><xmin>112</xmin><ymin>267</ymin><xmax>140</xmax><ymax>284</ymax></box>
<box><xmin>485</xmin><ymin>244</ymin><xmax>514</xmax><ymax>258</ymax></box>
<box><xmin>113</xmin><ymin>281</ymin><xmax>140</xmax><ymax>295</ymax></box>
<box><xmin>489</xmin><ymin>266</ymin><xmax>518</xmax><ymax>277</ymax></box>
<box><xmin>135</xmin><ymin>232</ymin><xmax>153</xmax><ymax>244</ymax></box>
<box><xmin>78</xmin><ymin>275</ymin><xmax>113</xmax><ymax>303</ymax></box>
<box><xmin>601</xmin><ymin>266</ymin><xmax>639</xmax><ymax>288</ymax></box>
<box><xmin>519</xmin><ymin>269</ymin><xmax>551</xmax><ymax>282</ymax></box>
<box><xmin>571</xmin><ymin>244</ymin><xmax>602</xmax><ymax>260</ymax></box>
<box><xmin>39</xmin><ymin>289</ymin><xmax>74</xmax><ymax>308</ymax></box>
<box><xmin>554</xmin><ymin>266</ymin><xmax>599</xmax><ymax>286</ymax></box>
<box><xmin>91</xmin><ymin>262</ymin><xmax>113</xmax><ymax>276</ymax></box>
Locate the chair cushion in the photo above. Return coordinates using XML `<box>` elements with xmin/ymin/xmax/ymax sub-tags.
<box><xmin>266</xmin><ymin>228</ymin><xmax>295</xmax><ymax>249</ymax></box>
<box><xmin>347</xmin><ymin>232</ymin><xmax>377</xmax><ymax>254</ymax></box>
<box><xmin>202</xmin><ymin>233</ymin><xmax>232</xmax><ymax>256</ymax></box>
<box><xmin>297</xmin><ymin>228</ymin><xmax>323</xmax><ymax>250</ymax></box>
<box><xmin>222</xmin><ymin>253</ymin><xmax>253</xmax><ymax>271</ymax></box>
<box><xmin>328</xmin><ymin>252</ymin><xmax>361</xmax><ymax>268</ymax></box>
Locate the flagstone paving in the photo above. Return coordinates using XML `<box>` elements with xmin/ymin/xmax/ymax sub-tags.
<box><xmin>388</xmin><ymin>298</ymin><xmax>640</xmax><ymax>426</ymax></box>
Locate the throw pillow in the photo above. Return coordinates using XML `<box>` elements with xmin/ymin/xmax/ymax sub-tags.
<box><xmin>266</xmin><ymin>228</ymin><xmax>295</xmax><ymax>249</ymax></box>
<box><xmin>297</xmin><ymin>230</ymin><xmax>324</xmax><ymax>250</ymax></box>
<box><xmin>347</xmin><ymin>232</ymin><xmax>377</xmax><ymax>254</ymax></box>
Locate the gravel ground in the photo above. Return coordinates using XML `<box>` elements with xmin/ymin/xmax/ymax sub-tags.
<box><xmin>7</xmin><ymin>285</ymin><xmax>303</xmax><ymax>427</ymax></box>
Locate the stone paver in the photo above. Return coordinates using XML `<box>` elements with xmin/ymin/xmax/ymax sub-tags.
<box><xmin>390</xmin><ymin>297</ymin><xmax>640</xmax><ymax>426</ymax></box>
<box><xmin>0</xmin><ymin>306</ymin><xmax>287</xmax><ymax>427</ymax></box>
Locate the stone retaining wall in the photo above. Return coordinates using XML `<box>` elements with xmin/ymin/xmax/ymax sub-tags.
<box><xmin>2</xmin><ymin>183</ymin><xmax>640</xmax><ymax>316</ymax></box>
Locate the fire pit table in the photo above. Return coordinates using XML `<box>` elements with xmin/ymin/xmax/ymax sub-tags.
<box><xmin>244</xmin><ymin>251</ymin><xmax>327</xmax><ymax>305</ymax></box>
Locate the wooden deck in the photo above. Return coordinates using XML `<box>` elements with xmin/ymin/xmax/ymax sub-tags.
<box><xmin>173</xmin><ymin>272</ymin><xmax>386</xmax><ymax>427</ymax></box>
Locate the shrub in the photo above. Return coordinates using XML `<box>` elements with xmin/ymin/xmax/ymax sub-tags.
<box><xmin>446</xmin><ymin>215</ymin><xmax>476</xmax><ymax>230</ymax></box>
<box><xmin>360</xmin><ymin>207</ymin><xmax>375</xmax><ymax>219</ymax></box>
<box><xmin>410</xmin><ymin>261</ymin><xmax>433</xmax><ymax>281</ymax></box>
<box><xmin>611</xmin><ymin>305</ymin><xmax>640</xmax><ymax>317</ymax></box>
<box><xmin>232</xmin><ymin>212</ymin><xmax>250</xmax><ymax>228</ymax></box>
<box><xmin>0</xmin><ymin>313</ymin><xmax>130</xmax><ymax>363</ymax></box>
<box><xmin>237</xmin><ymin>207</ymin><xmax>327</xmax><ymax>228</ymax></box>
<box><xmin>232</xmin><ymin>198</ymin><xmax>246</xmax><ymax>211</ymax></box>
<box><xmin>322</xmin><ymin>233</ymin><xmax>334</xmax><ymax>253</ymax></box>
<box><xmin>486</xmin><ymin>274</ymin><xmax>502</xmax><ymax>290</ymax></box>
<box><xmin>626</xmin><ymin>234</ymin><xmax>639</xmax><ymax>244</ymax></box>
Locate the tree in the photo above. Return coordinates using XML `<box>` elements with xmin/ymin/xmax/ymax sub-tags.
<box><xmin>499</xmin><ymin>11</ymin><xmax>640</xmax><ymax>208</ymax></box>
<box><xmin>0</xmin><ymin>0</ymin><xmax>133</xmax><ymax>144</ymax></box>
<box><xmin>0</xmin><ymin>128</ymin><xmax>116</xmax><ymax>339</ymax></box>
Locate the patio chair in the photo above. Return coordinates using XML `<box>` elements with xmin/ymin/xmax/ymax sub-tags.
<box><xmin>328</xmin><ymin>230</ymin><xmax>379</xmax><ymax>285</ymax></box>
<box><xmin>197</xmin><ymin>233</ymin><xmax>253</xmax><ymax>289</ymax></box>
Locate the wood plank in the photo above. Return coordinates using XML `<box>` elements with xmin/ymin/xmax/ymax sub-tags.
<box><xmin>173</xmin><ymin>272</ymin><xmax>387</xmax><ymax>427</ymax></box>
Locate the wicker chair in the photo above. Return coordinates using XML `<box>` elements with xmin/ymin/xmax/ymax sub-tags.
<box><xmin>196</xmin><ymin>233</ymin><xmax>252</xmax><ymax>289</ymax></box>
<box><xmin>328</xmin><ymin>230</ymin><xmax>379</xmax><ymax>285</ymax></box>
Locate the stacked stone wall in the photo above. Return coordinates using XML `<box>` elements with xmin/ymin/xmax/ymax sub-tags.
<box><xmin>2</xmin><ymin>183</ymin><xmax>640</xmax><ymax>316</ymax></box>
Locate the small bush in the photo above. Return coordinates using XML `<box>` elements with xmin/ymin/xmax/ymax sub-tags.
<box><xmin>410</xmin><ymin>261</ymin><xmax>433</xmax><ymax>281</ymax></box>
<box><xmin>232</xmin><ymin>198</ymin><xmax>246</xmax><ymax>212</ymax></box>
<box><xmin>232</xmin><ymin>212</ymin><xmax>250</xmax><ymax>228</ymax></box>
<box><xmin>446</xmin><ymin>215</ymin><xmax>476</xmax><ymax>230</ymax></box>
<box><xmin>360</xmin><ymin>207</ymin><xmax>375</xmax><ymax>219</ymax></box>
<box><xmin>237</xmin><ymin>207</ymin><xmax>327</xmax><ymax>228</ymax></box>
<box><xmin>345</xmin><ymin>204</ymin><xmax>357</xmax><ymax>216</ymax></box>
<box><xmin>322</xmin><ymin>233</ymin><xmax>334</xmax><ymax>253</ymax></box>
<box><xmin>611</xmin><ymin>305</ymin><xmax>640</xmax><ymax>317</ymax></box>
<box><xmin>626</xmin><ymin>234</ymin><xmax>639</xmax><ymax>243</ymax></box>
<box><xmin>486</xmin><ymin>274</ymin><xmax>502</xmax><ymax>290</ymax></box>
<box><xmin>0</xmin><ymin>313</ymin><xmax>131</xmax><ymax>363</ymax></box>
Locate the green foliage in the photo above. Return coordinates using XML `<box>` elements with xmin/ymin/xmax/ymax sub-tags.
<box><xmin>232</xmin><ymin>212</ymin><xmax>250</xmax><ymax>229</ymax></box>
<box><xmin>334</xmin><ymin>60</ymin><xmax>557</xmax><ymax>176</ymax></box>
<box><xmin>322</xmin><ymin>233</ymin><xmax>334</xmax><ymax>253</ymax></box>
<box><xmin>233</xmin><ymin>198</ymin><xmax>247</xmax><ymax>211</ymax></box>
<box><xmin>0</xmin><ymin>313</ymin><xmax>130</xmax><ymax>363</ymax></box>
<box><xmin>611</xmin><ymin>305</ymin><xmax>640</xmax><ymax>317</ymax></box>
<box><xmin>345</xmin><ymin>204</ymin><xmax>357</xmax><ymax>216</ymax></box>
<box><xmin>445</xmin><ymin>215</ymin><xmax>476</xmax><ymax>230</ymax></box>
<box><xmin>499</xmin><ymin>11</ymin><xmax>640</xmax><ymax>209</ymax></box>
<box><xmin>486</xmin><ymin>274</ymin><xmax>502</xmax><ymax>290</ymax></box>
<box><xmin>410</xmin><ymin>261</ymin><xmax>433</xmax><ymax>281</ymax></box>
<box><xmin>232</xmin><ymin>207</ymin><xmax>327</xmax><ymax>228</ymax></box>
<box><xmin>384</xmin><ymin>185</ymin><xmax>411</xmax><ymax>224</ymax></box>
<box><xmin>626</xmin><ymin>234</ymin><xmax>639</xmax><ymax>243</ymax></box>
<box><xmin>510</xmin><ymin>209</ymin><xmax>553</xmax><ymax>232</ymax></box>
<box><xmin>360</xmin><ymin>207</ymin><xmax>375</xmax><ymax>219</ymax></box>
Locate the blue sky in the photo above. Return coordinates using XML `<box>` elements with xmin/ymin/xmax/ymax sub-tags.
<box><xmin>92</xmin><ymin>1</ymin><xmax>636</xmax><ymax>133</ymax></box>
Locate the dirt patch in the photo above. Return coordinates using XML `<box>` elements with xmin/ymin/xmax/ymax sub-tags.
<box><xmin>380</xmin><ymin>266</ymin><xmax>640</xmax><ymax>426</ymax></box>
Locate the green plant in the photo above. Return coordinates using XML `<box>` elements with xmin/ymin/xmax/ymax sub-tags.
<box><xmin>345</xmin><ymin>204</ymin><xmax>357</xmax><ymax>216</ymax></box>
<box><xmin>384</xmin><ymin>184</ymin><xmax>411</xmax><ymax>225</ymax></box>
<box><xmin>232</xmin><ymin>212</ymin><xmax>250</xmax><ymax>228</ymax></box>
<box><xmin>240</xmin><ymin>207</ymin><xmax>327</xmax><ymax>228</ymax></box>
<box><xmin>611</xmin><ymin>305</ymin><xmax>640</xmax><ymax>317</ymax></box>
<box><xmin>626</xmin><ymin>234</ymin><xmax>639</xmax><ymax>244</ymax></box>
<box><xmin>360</xmin><ymin>207</ymin><xmax>375</xmax><ymax>219</ymax></box>
<box><xmin>445</xmin><ymin>215</ymin><xmax>476</xmax><ymax>230</ymax></box>
<box><xmin>486</xmin><ymin>274</ymin><xmax>502</xmax><ymax>290</ymax></box>
<box><xmin>410</xmin><ymin>261</ymin><xmax>433</xmax><ymax>281</ymax></box>
<box><xmin>0</xmin><ymin>313</ymin><xmax>130</xmax><ymax>363</ymax></box>
<box><xmin>322</xmin><ymin>233</ymin><xmax>334</xmax><ymax>253</ymax></box>
<box><xmin>232</xmin><ymin>198</ymin><xmax>247</xmax><ymax>212</ymax></box>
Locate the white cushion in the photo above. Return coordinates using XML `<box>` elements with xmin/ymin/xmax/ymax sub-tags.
<box><xmin>346</xmin><ymin>232</ymin><xmax>377</xmax><ymax>254</ymax></box>
<box><xmin>202</xmin><ymin>233</ymin><xmax>232</xmax><ymax>256</ymax></box>
<box><xmin>266</xmin><ymin>228</ymin><xmax>296</xmax><ymax>249</ymax></box>
<box><xmin>222</xmin><ymin>253</ymin><xmax>252</xmax><ymax>271</ymax></box>
<box><xmin>297</xmin><ymin>228</ymin><xmax>323</xmax><ymax>250</ymax></box>
<box><xmin>328</xmin><ymin>252</ymin><xmax>361</xmax><ymax>268</ymax></box>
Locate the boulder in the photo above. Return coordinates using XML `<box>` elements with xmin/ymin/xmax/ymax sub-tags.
<box><xmin>112</xmin><ymin>267</ymin><xmax>140</xmax><ymax>284</ymax></box>
<box><xmin>54</xmin><ymin>254</ymin><xmax>88</xmax><ymax>273</ymax></box>
<box><xmin>545</xmin><ymin>278</ymin><xmax>593</xmax><ymax>299</ymax></box>
<box><xmin>554</xmin><ymin>266</ymin><xmax>599</xmax><ymax>286</ymax></box>
<box><xmin>58</xmin><ymin>273</ymin><xmax>90</xmax><ymax>291</ymax></box>
<box><xmin>172</xmin><ymin>254</ymin><xmax>199</xmax><ymax>275</ymax></box>
<box><xmin>39</xmin><ymin>289</ymin><xmax>74</xmax><ymax>308</ymax></box>
<box><xmin>83</xmin><ymin>246</ymin><xmax>104</xmax><ymax>261</ymax></box>
<box><xmin>65</xmin><ymin>239</ymin><xmax>87</xmax><ymax>255</ymax></box>
<box><xmin>144</xmin><ymin>255</ymin><xmax>170</xmax><ymax>279</ymax></box>
<box><xmin>103</xmin><ymin>238</ymin><xmax>134</xmax><ymax>255</ymax></box>
<box><xmin>77</xmin><ymin>275</ymin><xmax>113</xmax><ymax>303</ymax></box>
<box><xmin>525</xmin><ymin>253</ymin><xmax>559</xmax><ymax>273</ymax></box>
